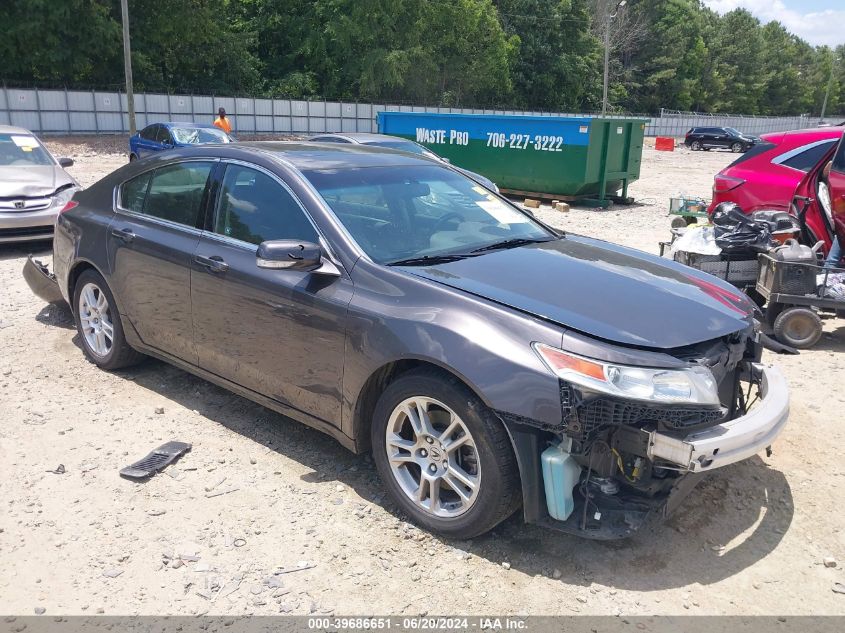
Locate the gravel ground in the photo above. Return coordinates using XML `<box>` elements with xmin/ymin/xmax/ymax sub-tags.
<box><xmin>0</xmin><ymin>138</ymin><xmax>844</xmax><ymax>616</ymax></box>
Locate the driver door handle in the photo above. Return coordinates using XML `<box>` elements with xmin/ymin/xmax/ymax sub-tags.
<box><xmin>111</xmin><ymin>227</ymin><xmax>135</xmax><ymax>243</ymax></box>
<box><xmin>194</xmin><ymin>254</ymin><xmax>229</xmax><ymax>274</ymax></box>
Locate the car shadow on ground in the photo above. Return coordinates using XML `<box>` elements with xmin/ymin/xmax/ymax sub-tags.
<box><xmin>31</xmin><ymin>300</ymin><xmax>794</xmax><ymax>594</ymax></box>
<box><xmin>103</xmin><ymin>354</ymin><xmax>793</xmax><ymax>593</ymax></box>
<box><xmin>0</xmin><ymin>240</ymin><xmax>52</xmax><ymax>262</ymax></box>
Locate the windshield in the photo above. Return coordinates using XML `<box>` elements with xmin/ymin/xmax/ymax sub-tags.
<box><xmin>170</xmin><ymin>127</ymin><xmax>231</xmax><ymax>144</ymax></box>
<box><xmin>0</xmin><ymin>133</ymin><xmax>54</xmax><ymax>166</ymax></box>
<box><xmin>304</xmin><ymin>165</ymin><xmax>553</xmax><ymax>264</ymax></box>
<box><xmin>368</xmin><ymin>140</ymin><xmax>436</xmax><ymax>157</ymax></box>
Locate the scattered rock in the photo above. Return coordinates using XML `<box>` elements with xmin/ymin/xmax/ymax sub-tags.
<box><xmin>147</xmin><ymin>509</ymin><xmax>166</xmax><ymax>516</ymax></box>
<box><xmin>502</xmin><ymin>562</ymin><xmax>511</xmax><ymax>570</ymax></box>
<box><xmin>170</xmin><ymin>559</ymin><xmax>184</xmax><ymax>569</ymax></box>
<box><xmin>335</xmin><ymin>484</ymin><xmax>344</xmax><ymax>492</ymax></box>
<box><xmin>523</xmin><ymin>198</ymin><xmax>541</xmax><ymax>209</ymax></box>
<box><xmin>34</xmin><ymin>607</ymin><xmax>45</xmax><ymax>615</ymax></box>
<box><xmin>102</xmin><ymin>568</ymin><xmax>123</xmax><ymax>578</ymax></box>
<box><xmin>552</xmin><ymin>569</ymin><xmax>562</xmax><ymax>580</ymax></box>
<box><xmin>823</xmin><ymin>557</ymin><xmax>837</xmax><ymax>568</ymax></box>
<box><xmin>154</xmin><ymin>407</ymin><xmax>165</xmax><ymax>414</ymax></box>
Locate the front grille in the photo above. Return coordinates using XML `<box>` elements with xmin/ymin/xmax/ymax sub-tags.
<box><xmin>0</xmin><ymin>197</ymin><xmax>52</xmax><ymax>212</ymax></box>
<box><xmin>560</xmin><ymin>381</ymin><xmax>725</xmax><ymax>441</ymax></box>
<box><xmin>0</xmin><ymin>225</ymin><xmax>54</xmax><ymax>239</ymax></box>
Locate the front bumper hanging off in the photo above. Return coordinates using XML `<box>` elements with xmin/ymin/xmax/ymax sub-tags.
<box><xmin>648</xmin><ymin>363</ymin><xmax>789</xmax><ymax>472</ymax></box>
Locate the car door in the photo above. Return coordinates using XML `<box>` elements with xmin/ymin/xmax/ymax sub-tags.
<box><xmin>828</xmin><ymin>136</ymin><xmax>845</xmax><ymax>241</ymax></box>
<box><xmin>107</xmin><ymin>160</ymin><xmax>216</xmax><ymax>364</ymax></box>
<box><xmin>190</xmin><ymin>161</ymin><xmax>354</xmax><ymax>426</ymax></box>
<box><xmin>156</xmin><ymin>126</ymin><xmax>175</xmax><ymax>152</ymax></box>
<box><xmin>135</xmin><ymin>125</ymin><xmax>160</xmax><ymax>158</ymax></box>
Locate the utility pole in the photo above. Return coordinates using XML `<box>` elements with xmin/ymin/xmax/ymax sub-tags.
<box><xmin>120</xmin><ymin>0</ymin><xmax>136</xmax><ymax>135</ymax></box>
<box><xmin>820</xmin><ymin>53</ymin><xmax>840</xmax><ymax>123</ymax></box>
<box><xmin>601</xmin><ymin>0</ymin><xmax>627</xmax><ymax>117</ymax></box>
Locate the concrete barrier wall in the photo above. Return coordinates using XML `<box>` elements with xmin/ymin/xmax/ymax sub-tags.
<box><xmin>0</xmin><ymin>87</ymin><xmax>817</xmax><ymax>137</ymax></box>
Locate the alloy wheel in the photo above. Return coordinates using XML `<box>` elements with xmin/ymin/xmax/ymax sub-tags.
<box><xmin>385</xmin><ymin>396</ymin><xmax>481</xmax><ymax>518</ymax></box>
<box><xmin>78</xmin><ymin>282</ymin><xmax>114</xmax><ymax>357</ymax></box>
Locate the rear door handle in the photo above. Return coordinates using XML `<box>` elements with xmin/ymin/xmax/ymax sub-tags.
<box><xmin>194</xmin><ymin>254</ymin><xmax>229</xmax><ymax>274</ymax></box>
<box><xmin>111</xmin><ymin>228</ymin><xmax>135</xmax><ymax>243</ymax></box>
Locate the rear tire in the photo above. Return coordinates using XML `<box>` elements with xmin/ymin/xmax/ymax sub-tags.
<box><xmin>371</xmin><ymin>369</ymin><xmax>520</xmax><ymax>539</ymax></box>
<box><xmin>690</xmin><ymin>141</ymin><xmax>702</xmax><ymax>151</ymax></box>
<box><xmin>773</xmin><ymin>307</ymin><xmax>823</xmax><ymax>349</ymax></box>
<box><xmin>73</xmin><ymin>269</ymin><xmax>145</xmax><ymax>370</ymax></box>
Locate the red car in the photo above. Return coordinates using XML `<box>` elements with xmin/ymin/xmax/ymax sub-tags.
<box><xmin>792</xmin><ymin>133</ymin><xmax>845</xmax><ymax>257</ymax></box>
<box><xmin>708</xmin><ymin>127</ymin><xmax>844</xmax><ymax>214</ymax></box>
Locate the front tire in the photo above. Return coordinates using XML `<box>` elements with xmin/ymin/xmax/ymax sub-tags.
<box><xmin>73</xmin><ymin>269</ymin><xmax>145</xmax><ymax>370</ymax></box>
<box><xmin>371</xmin><ymin>369</ymin><xmax>520</xmax><ymax>539</ymax></box>
<box><xmin>128</xmin><ymin>153</ymin><xmax>138</xmax><ymax>162</ymax></box>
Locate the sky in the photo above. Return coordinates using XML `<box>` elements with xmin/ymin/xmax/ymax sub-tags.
<box><xmin>703</xmin><ymin>0</ymin><xmax>845</xmax><ymax>47</ymax></box>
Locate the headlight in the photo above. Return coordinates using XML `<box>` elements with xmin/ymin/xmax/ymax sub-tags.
<box><xmin>533</xmin><ymin>343</ymin><xmax>720</xmax><ymax>406</ymax></box>
<box><xmin>51</xmin><ymin>186</ymin><xmax>79</xmax><ymax>210</ymax></box>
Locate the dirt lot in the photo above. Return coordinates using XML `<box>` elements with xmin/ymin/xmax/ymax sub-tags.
<box><xmin>1</xmin><ymin>137</ymin><xmax>844</xmax><ymax>616</ymax></box>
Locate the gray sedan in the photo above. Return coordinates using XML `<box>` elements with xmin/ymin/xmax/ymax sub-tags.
<box><xmin>0</xmin><ymin>125</ymin><xmax>80</xmax><ymax>243</ymax></box>
<box><xmin>25</xmin><ymin>142</ymin><xmax>788</xmax><ymax>540</ymax></box>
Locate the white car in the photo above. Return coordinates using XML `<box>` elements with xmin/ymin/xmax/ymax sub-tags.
<box><xmin>0</xmin><ymin>125</ymin><xmax>80</xmax><ymax>243</ymax></box>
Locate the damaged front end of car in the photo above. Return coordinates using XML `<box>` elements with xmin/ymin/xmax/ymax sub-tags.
<box><xmin>500</xmin><ymin>324</ymin><xmax>789</xmax><ymax>539</ymax></box>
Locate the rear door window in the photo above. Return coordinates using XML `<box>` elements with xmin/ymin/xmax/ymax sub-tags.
<box><xmin>778</xmin><ymin>140</ymin><xmax>838</xmax><ymax>172</ymax></box>
<box><xmin>213</xmin><ymin>164</ymin><xmax>318</xmax><ymax>245</ymax></box>
<box><xmin>142</xmin><ymin>161</ymin><xmax>215</xmax><ymax>227</ymax></box>
<box><xmin>119</xmin><ymin>172</ymin><xmax>152</xmax><ymax>213</ymax></box>
<box><xmin>832</xmin><ymin>137</ymin><xmax>845</xmax><ymax>174</ymax></box>
<box><xmin>140</xmin><ymin>125</ymin><xmax>158</xmax><ymax>141</ymax></box>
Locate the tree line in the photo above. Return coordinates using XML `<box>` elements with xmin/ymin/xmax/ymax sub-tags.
<box><xmin>2</xmin><ymin>0</ymin><xmax>843</xmax><ymax>117</ymax></box>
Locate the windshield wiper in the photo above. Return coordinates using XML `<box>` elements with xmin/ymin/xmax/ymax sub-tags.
<box><xmin>470</xmin><ymin>237</ymin><xmax>553</xmax><ymax>254</ymax></box>
<box><xmin>388</xmin><ymin>253</ymin><xmax>470</xmax><ymax>266</ymax></box>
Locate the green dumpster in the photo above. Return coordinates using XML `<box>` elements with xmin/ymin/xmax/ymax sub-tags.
<box><xmin>377</xmin><ymin>112</ymin><xmax>647</xmax><ymax>206</ymax></box>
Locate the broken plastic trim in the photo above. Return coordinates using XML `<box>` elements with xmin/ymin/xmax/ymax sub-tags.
<box><xmin>22</xmin><ymin>255</ymin><xmax>66</xmax><ymax>305</ymax></box>
<box><xmin>119</xmin><ymin>441</ymin><xmax>192</xmax><ymax>480</ymax></box>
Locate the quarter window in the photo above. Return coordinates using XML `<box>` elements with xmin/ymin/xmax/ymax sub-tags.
<box><xmin>142</xmin><ymin>161</ymin><xmax>214</xmax><ymax>226</ymax></box>
<box><xmin>214</xmin><ymin>165</ymin><xmax>318</xmax><ymax>246</ymax></box>
<box><xmin>780</xmin><ymin>140</ymin><xmax>837</xmax><ymax>172</ymax></box>
<box><xmin>119</xmin><ymin>172</ymin><xmax>152</xmax><ymax>213</ymax></box>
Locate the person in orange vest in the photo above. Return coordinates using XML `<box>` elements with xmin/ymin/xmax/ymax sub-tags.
<box><xmin>213</xmin><ymin>107</ymin><xmax>232</xmax><ymax>134</ymax></box>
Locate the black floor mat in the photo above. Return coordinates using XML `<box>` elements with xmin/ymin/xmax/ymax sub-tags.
<box><xmin>120</xmin><ymin>441</ymin><xmax>192</xmax><ymax>480</ymax></box>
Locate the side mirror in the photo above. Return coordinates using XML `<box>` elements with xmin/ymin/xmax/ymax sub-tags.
<box><xmin>257</xmin><ymin>240</ymin><xmax>323</xmax><ymax>271</ymax></box>
<box><xmin>58</xmin><ymin>157</ymin><xmax>74</xmax><ymax>168</ymax></box>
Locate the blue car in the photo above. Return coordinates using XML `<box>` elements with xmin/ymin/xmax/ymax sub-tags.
<box><xmin>128</xmin><ymin>122</ymin><xmax>232</xmax><ymax>161</ymax></box>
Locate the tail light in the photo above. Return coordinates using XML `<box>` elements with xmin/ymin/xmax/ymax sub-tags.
<box><xmin>59</xmin><ymin>201</ymin><xmax>79</xmax><ymax>214</ymax></box>
<box><xmin>713</xmin><ymin>174</ymin><xmax>745</xmax><ymax>193</ymax></box>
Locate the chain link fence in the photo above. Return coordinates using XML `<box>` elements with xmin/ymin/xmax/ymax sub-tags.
<box><xmin>0</xmin><ymin>86</ymin><xmax>820</xmax><ymax>137</ymax></box>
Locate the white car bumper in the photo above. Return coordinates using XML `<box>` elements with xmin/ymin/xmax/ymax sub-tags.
<box><xmin>0</xmin><ymin>206</ymin><xmax>58</xmax><ymax>243</ymax></box>
<box><xmin>648</xmin><ymin>363</ymin><xmax>789</xmax><ymax>472</ymax></box>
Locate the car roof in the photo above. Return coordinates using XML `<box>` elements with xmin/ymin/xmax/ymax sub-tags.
<box><xmin>158</xmin><ymin>122</ymin><xmax>219</xmax><ymax>130</ymax></box>
<box><xmin>310</xmin><ymin>133</ymin><xmax>412</xmax><ymax>144</ymax></box>
<box><xmin>760</xmin><ymin>127</ymin><xmax>843</xmax><ymax>143</ymax></box>
<box><xmin>0</xmin><ymin>124</ymin><xmax>37</xmax><ymax>135</ymax></box>
<box><xmin>164</xmin><ymin>141</ymin><xmax>441</xmax><ymax>171</ymax></box>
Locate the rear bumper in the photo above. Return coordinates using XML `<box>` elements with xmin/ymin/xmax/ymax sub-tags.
<box><xmin>0</xmin><ymin>207</ymin><xmax>58</xmax><ymax>243</ymax></box>
<box><xmin>648</xmin><ymin>363</ymin><xmax>789</xmax><ymax>472</ymax></box>
<box><xmin>22</xmin><ymin>256</ymin><xmax>66</xmax><ymax>305</ymax></box>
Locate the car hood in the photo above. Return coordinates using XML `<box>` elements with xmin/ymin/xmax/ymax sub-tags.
<box><xmin>0</xmin><ymin>165</ymin><xmax>76</xmax><ymax>198</ymax></box>
<box><xmin>398</xmin><ymin>236</ymin><xmax>755</xmax><ymax>349</ymax></box>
